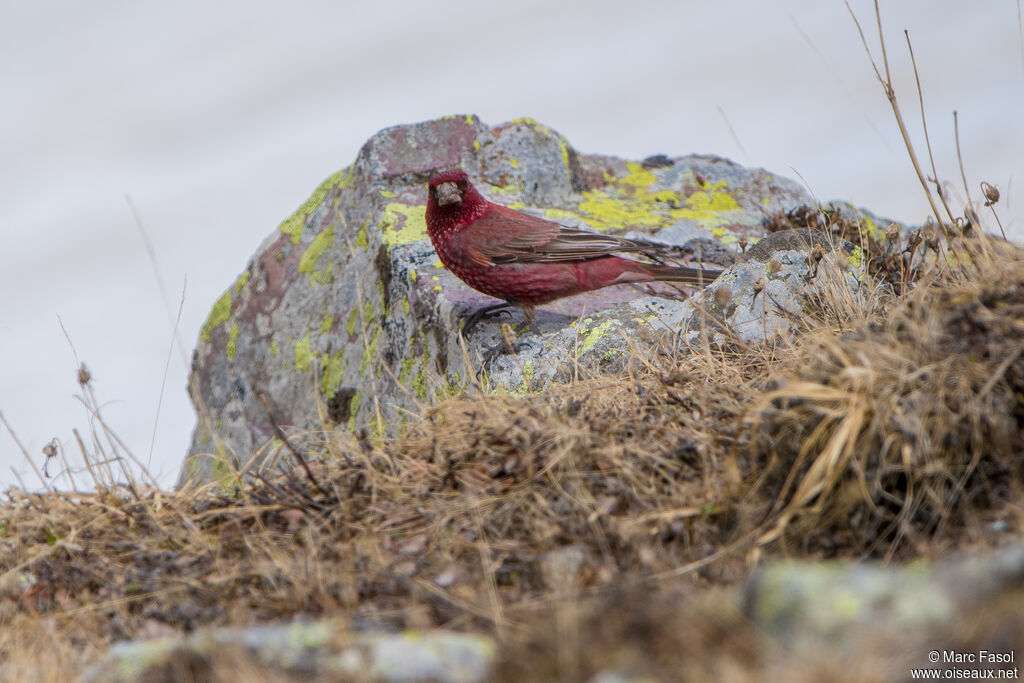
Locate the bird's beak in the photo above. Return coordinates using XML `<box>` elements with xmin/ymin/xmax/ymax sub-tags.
<box><xmin>435</xmin><ymin>181</ymin><xmax>462</xmax><ymax>206</ymax></box>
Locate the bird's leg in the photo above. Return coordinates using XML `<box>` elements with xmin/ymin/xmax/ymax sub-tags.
<box><xmin>502</xmin><ymin>305</ymin><xmax>539</xmax><ymax>335</ymax></box>
<box><xmin>461</xmin><ymin>302</ymin><xmax>515</xmax><ymax>335</ymax></box>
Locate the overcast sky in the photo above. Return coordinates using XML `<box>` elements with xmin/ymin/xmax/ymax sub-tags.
<box><xmin>2</xmin><ymin>1</ymin><xmax>1022</xmax><ymax>491</ymax></box>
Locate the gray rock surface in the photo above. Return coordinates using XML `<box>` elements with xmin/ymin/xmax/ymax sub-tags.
<box><xmin>80</xmin><ymin>622</ymin><xmax>496</xmax><ymax>683</ymax></box>
<box><xmin>743</xmin><ymin>543</ymin><xmax>1024</xmax><ymax>654</ymax></box>
<box><xmin>79</xmin><ymin>545</ymin><xmax>1024</xmax><ymax>681</ymax></box>
<box><xmin>180</xmin><ymin>115</ymin><xmax>885</xmax><ymax>486</ymax></box>
<box><xmin>679</xmin><ymin>227</ymin><xmax>866</xmax><ymax>345</ymax></box>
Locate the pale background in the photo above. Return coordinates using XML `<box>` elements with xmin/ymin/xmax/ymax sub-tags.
<box><xmin>2</xmin><ymin>1</ymin><xmax>1022</xmax><ymax>491</ymax></box>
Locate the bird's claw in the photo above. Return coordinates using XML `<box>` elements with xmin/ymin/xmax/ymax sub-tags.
<box><xmin>461</xmin><ymin>304</ymin><xmax>514</xmax><ymax>336</ymax></box>
<box><xmin>481</xmin><ymin>339</ymin><xmax>534</xmax><ymax>369</ymax></box>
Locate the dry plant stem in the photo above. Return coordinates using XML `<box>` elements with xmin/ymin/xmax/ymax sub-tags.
<box><xmin>896</xmin><ymin>230</ymin><xmax>906</xmax><ymax>287</ymax></box>
<box><xmin>0</xmin><ymin>411</ymin><xmax>54</xmax><ymax>492</ymax></box>
<box><xmin>60</xmin><ymin>314</ymin><xmax>162</xmax><ymax>490</ymax></box>
<box><xmin>127</xmin><ymin>195</ymin><xmax>182</xmax><ymax>354</ymax></box>
<box><xmin>53</xmin><ymin>440</ymin><xmax>78</xmax><ymax>490</ymax></box>
<box><xmin>189</xmin><ymin>374</ymin><xmax>230</xmax><ymax>485</ymax></box>
<box><xmin>473</xmin><ymin>505</ymin><xmax>505</xmax><ymax>640</ymax></box>
<box><xmin>256</xmin><ymin>390</ymin><xmax>323</xmax><ymax>494</ymax></box>
<box><xmin>789</xmin><ymin>14</ymin><xmax>894</xmax><ymax>152</ymax></box>
<box><xmin>979</xmin><ymin>340</ymin><xmax>1024</xmax><ymax>400</ymax></box>
<box><xmin>986</xmin><ymin>199</ymin><xmax>1009</xmax><ymax>241</ymax></box>
<box><xmin>844</xmin><ymin>0</ymin><xmax>950</xmax><ymax>241</ymax></box>
<box><xmin>651</xmin><ymin>533</ymin><xmax>754</xmax><ymax>581</ymax></box>
<box><xmin>149</xmin><ymin>279</ymin><xmax>188</xmax><ymax>470</ymax></box>
<box><xmin>904</xmin><ymin>30</ymin><xmax>957</xmax><ymax>225</ymax></box>
<box><xmin>715</xmin><ymin>104</ymin><xmax>749</xmax><ymax>161</ymax></box>
<box><xmin>953</xmin><ymin>112</ymin><xmax>978</xmax><ymax>228</ymax></box>
<box><xmin>761</xmin><ymin>288</ymin><xmax>769</xmax><ymax>342</ymax></box>
<box><xmin>1019</xmin><ymin>0</ymin><xmax>1024</xmax><ymax>75</ymax></box>
<box><xmin>80</xmin><ymin>384</ymin><xmax>159</xmax><ymax>491</ymax></box>
<box><xmin>73</xmin><ymin>428</ymin><xmax>105</xmax><ymax>490</ymax></box>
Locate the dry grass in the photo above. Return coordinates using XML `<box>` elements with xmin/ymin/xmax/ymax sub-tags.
<box><xmin>2</xmin><ymin>220</ymin><xmax>1022</xmax><ymax>680</ymax></box>
<box><xmin>747</xmin><ymin>236</ymin><xmax>1024</xmax><ymax>556</ymax></box>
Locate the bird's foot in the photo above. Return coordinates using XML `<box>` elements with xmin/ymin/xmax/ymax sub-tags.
<box><xmin>460</xmin><ymin>303</ymin><xmax>515</xmax><ymax>336</ymax></box>
<box><xmin>481</xmin><ymin>324</ymin><xmax>534</xmax><ymax>367</ymax></box>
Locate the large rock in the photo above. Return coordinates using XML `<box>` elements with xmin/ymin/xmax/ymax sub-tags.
<box><xmin>179</xmin><ymin>115</ymin><xmax>862</xmax><ymax>486</ymax></box>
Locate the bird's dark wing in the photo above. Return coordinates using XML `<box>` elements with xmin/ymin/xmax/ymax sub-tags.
<box><xmin>463</xmin><ymin>203</ymin><xmax>673</xmax><ymax>265</ymax></box>
<box><xmin>496</xmin><ymin>225</ymin><xmax>669</xmax><ymax>263</ymax></box>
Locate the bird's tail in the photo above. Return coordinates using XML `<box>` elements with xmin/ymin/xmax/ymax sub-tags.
<box><xmin>644</xmin><ymin>264</ymin><xmax>723</xmax><ymax>286</ymax></box>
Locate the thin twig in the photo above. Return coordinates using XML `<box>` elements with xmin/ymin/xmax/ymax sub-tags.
<box><xmin>1018</xmin><ymin>0</ymin><xmax>1024</xmax><ymax>75</ymax></box>
<box><xmin>904</xmin><ymin>30</ymin><xmax>956</xmax><ymax>224</ymax></box>
<box><xmin>789</xmin><ymin>13</ymin><xmax>893</xmax><ymax>152</ymax></box>
<box><xmin>73</xmin><ymin>428</ymin><xmax>104</xmax><ymax>490</ymax></box>
<box><xmin>715</xmin><ymin>104</ymin><xmax>749</xmax><ymax>161</ymax></box>
<box><xmin>983</xmin><ymin>187</ymin><xmax>1009</xmax><ymax>241</ymax></box>
<box><xmin>0</xmin><ymin>412</ymin><xmax>54</xmax><ymax>492</ymax></box>
<box><xmin>953</xmin><ymin>111</ymin><xmax>978</xmax><ymax>231</ymax></box>
<box><xmin>127</xmin><ymin>195</ymin><xmax>191</xmax><ymax>367</ymax></box>
<box><xmin>149</xmin><ymin>279</ymin><xmax>187</xmax><ymax>471</ymax></box>
<box><xmin>844</xmin><ymin>0</ymin><xmax>951</xmax><ymax>241</ymax></box>
<box><xmin>60</xmin><ymin>315</ymin><xmax>160</xmax><ymax>490</ymax></box>
<box><xmin>54</xmin><ymin>439</ymin><xmax>81</xmax><ymax>492</ymax></box>
<box><xmin>79</xmin><ymin>385</ymin><xmax>159</xmax><ymax>492</ymax></box>
<box><xmin>256</xmin><ymin>390</ymin><xmax>323</xmax><ymax>494</ymax></box>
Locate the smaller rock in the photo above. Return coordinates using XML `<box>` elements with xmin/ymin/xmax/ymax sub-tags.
<box><xmin>742</xmin><ymin>543</ymin><xmax>1024</xmax><ymax>655</ymax></box>
<box><xmin>681</xmin><ymin>228</ymin><xmax>866</xmax><ymax>344</ymax></box>
<box><xmin>541</xmin><ymin>545</ymin><xmax>588</xmax><ymax>594</ymax></box>
<box><xmin>740</xmin><ymin>227</ymin><xmax>855</xmax><ymax>263</ymax></box>
<box><xmin>80</xmin><ymin>622</ymin><xmax>496</xmax><ymax>683</ymax></box>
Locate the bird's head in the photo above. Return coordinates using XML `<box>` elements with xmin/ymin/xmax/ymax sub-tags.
<box><xmin>427</xmin><ymin>169</ymin><xmax>469</xmax><ymax>208</ymax></box>
<box><xmin>425</xmin><ymin>169</ymin><xmax>487</xmax><ymax>235</ymax></box>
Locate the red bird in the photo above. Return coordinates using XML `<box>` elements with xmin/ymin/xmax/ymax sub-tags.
<box><xmin>425</xmin><ymin>169</ymin><xmax>722</xmax><ymax>326</ymax></box>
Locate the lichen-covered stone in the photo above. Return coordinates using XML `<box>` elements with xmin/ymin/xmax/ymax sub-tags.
<box><xmin>80</xmin><ymin>623</ymin><xmax>496</xmax><ymax>683</ymax></box>
<box><xmin>179</xmin><ymin>115</ymin><xmax>829</xmax><ymax>486</ymax></box>
<box><xmin>679</xmin><ymin>228</ymin><xmax>868</xmax><ymax>345</ymax></box>
<box><xmin>742</xmin><ymin>543</ymin><xmax>1024</xmax><ymax>654</ymax></box>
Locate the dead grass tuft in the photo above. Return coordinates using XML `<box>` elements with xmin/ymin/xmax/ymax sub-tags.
<box><xmin>2</xmin><ymin>227</ymin><xmax>1022</xmax><ymax>679</ymax></box>
<box><xmin>747</xmin><ymin>237</ymin><xmax>1024</xmax><ymax>555</ymax></box>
